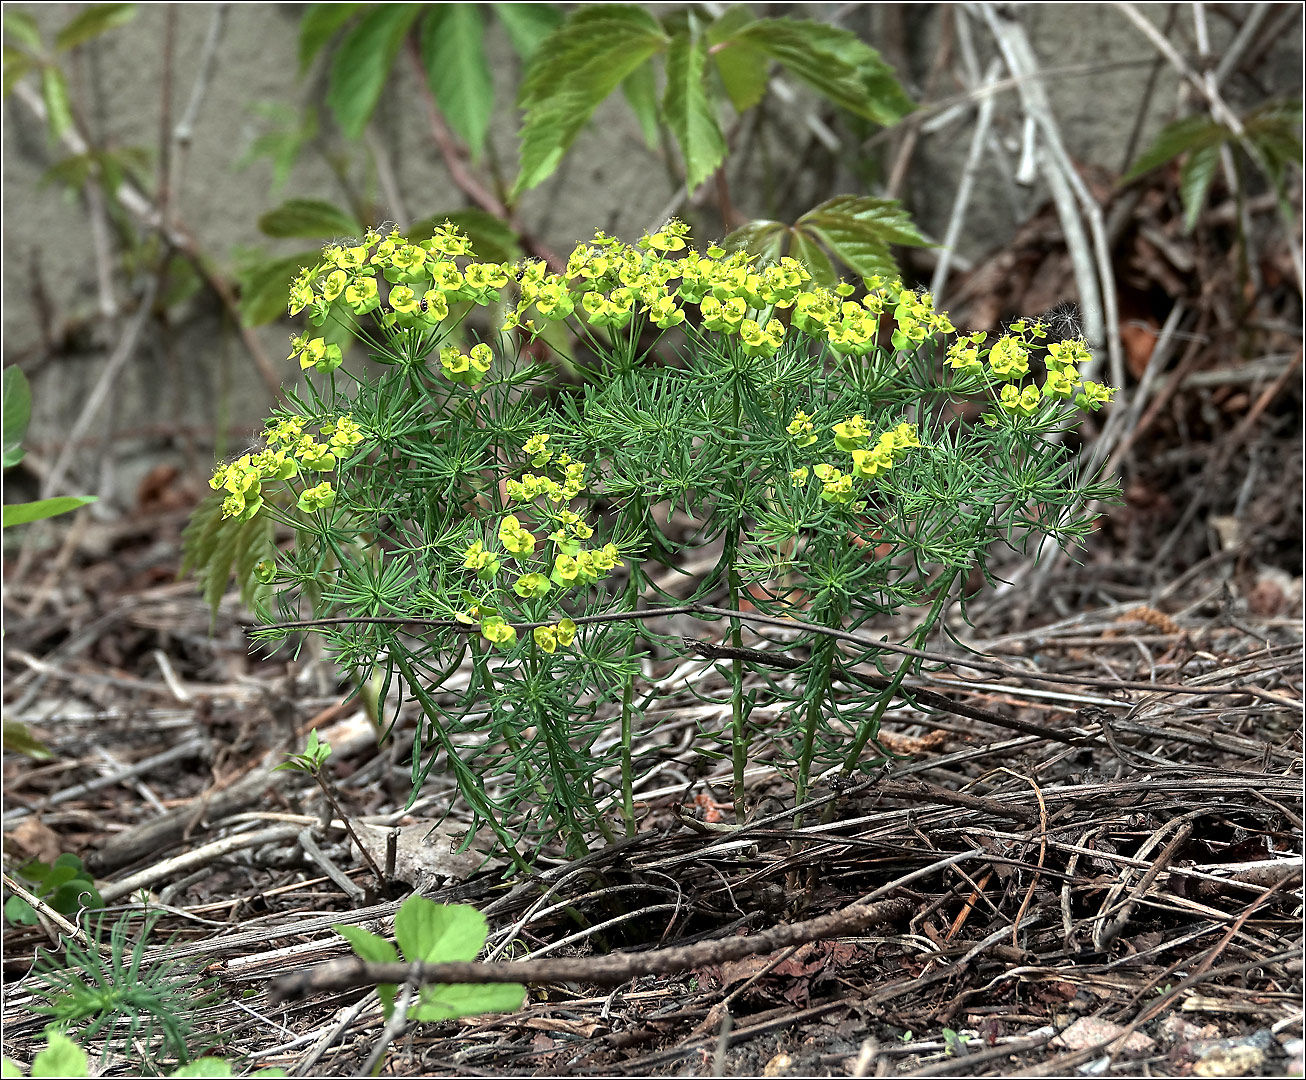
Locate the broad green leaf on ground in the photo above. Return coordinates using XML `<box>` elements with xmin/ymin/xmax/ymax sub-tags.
<box><xmin>707</xmin><ymin>6</ymin><xmax>767</xmax><ymax>113</ymax></box>
<box><xmin>514</xmin><ymin>5</ymin><xmax>668</xmax><ymax>194</ymax></box>
<box><xmin>29</xmin><ymin>1031</ymin><xmax>87</xmax><ymax>1079</ymax></box>
<box><xmin>334</xmin><ymin>921</ymin><xmax>399</xmax><ymax>1016</ymax></box>
<box><xmin>410</xmin><ymin>981</ymin><xmax>526</xmax><ymax>1022</ymax></box>
<box><xmin>662</xmin><ymin>30</ymin><xmax>726</xmax><ymax>193</ymax></box>
<box><xmin>258</xmin><ymin>198</ymin><xmax>363</xmax><ymax>239</ymax></box>
<box><xmin>3</xmin><ymin>721</ymin><xmax>52</xmax><ymax>761</ymax></box>
<box><xmin>406</xmin><ymin>210</ymin><xmax>522</xmax><ymax>264</ymax></box>
<box><xmin>420</xmin><ymin>5</ymin><xmax>493</xmax><ymax>159</ymax></box>
<box><xmin>493</xmin><ymin>3</ymin><xmax>564</xmax><ymax>62</ymax></box>
<box><xmin>299</xmin><ymin>3</ymin><xmax>363</xmax><ymax>74</ymax></box>
<box><xmin>729</xmin><ymin>18</ymin><xmax>913</xmax><ymax>126</ymax></box>
<box><xmin>3</xmin><ymin>496</ymin><xmax>97</xmax><ymax>528</ymax></box>
<box><xmin>3</xmin><ymin>366</ymin><xmax>32</xmax><ymax>467</ymax></box>
<box><xmin>326</xmin><ymin>4</ymin><xmax>422</xmax><ymax>139</ymax></box>
<box><xmin>394</xmin><ymin>896</ymin><xmax>486</xmax><ymax>963</ymax></box>
<box><xmin>621</xmin><ymin>59</ymin><xmax>660</xmax><ymax>149</ymax></box>
<box><xmin>55</xmin><ymin>3</ymin><xmax>135</xmax><ymax>52</ymax></box>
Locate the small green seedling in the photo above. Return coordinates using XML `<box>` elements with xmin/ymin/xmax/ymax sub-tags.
<box><xmin>1</xmin><ymin>1027</ymin><xmax>286</xmax><ymax>1077</ymax></box>
<box><xmin>941</xmin><ymin>1028</ymin><xmax>970</xmax><ymax>1057</ymax></box>
<box><xmin>4</xmin><ymin>854</ymin><xmax>102</xmax><ymax>926</ymax></box>
<box><xmin>333</xmin><ymin>894</ymin><xmax>524</xmax><ymax>1022</ymax></box>
<box><xmin>2</xmin><ymin>367</ymin><xmax>97</xmax><ymax>528</ymax></box>
<box><xmin>273</xmin><ymin>728</ymin><xmax>332</xmax><ymax>775</ymax></box>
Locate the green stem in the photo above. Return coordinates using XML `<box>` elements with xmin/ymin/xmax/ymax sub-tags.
<box><xmin>793</xmin><ymin>633</ymin><xmax>838</xmax><ymax>817</ymax></box>
<box><xmin>727</xmin><ymin>561</ymin><xmax>748</xmax><ymax>824</ymax></box>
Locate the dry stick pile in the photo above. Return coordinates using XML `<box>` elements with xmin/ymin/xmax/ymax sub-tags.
<box><xmin>2</xmin><ymin>571</ymin><xmax>1301</xmax><ymax>1075</ymax></box>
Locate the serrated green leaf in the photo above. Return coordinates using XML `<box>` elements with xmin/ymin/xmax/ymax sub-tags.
<box><xmin>1178</xmin><ymin>142</ymin><xmax>1220</xmax><ymax>233</ymax></box>
<box><xmin>55</xmin><ymin>3</ymin><xmax>135</xmax><ymax>52</ymax></box>
<box><xmin>420</xmin><ymin>6</ymin><xmax>493</xmax><ymax>159</ymax></box>
<box><xmin>409</xmin><ymin>980</ymin><xmax>525</xmax><ymax>1022</ymax></box>
<box><xmin>733</xmin><ymin>18</ymin><xmax>913</xmax><ymax>127</ymax></box>
<box><xmin>3</xmin><ymin>496</ymin><xmax>96</xmax><ymax>528</ymax></box>
<box><xmin>30</xmin><ymin>1031</ymin><xmax>87</xmax><ymax>1079</ymax></box>
<box><xmin>1122</xmin><ymin>114</ymin><xmax>1226</xmax><ymax>183</ymax></box>
<box><xmin>394</xmin><ymin>896</ymin><xmax>487</xmax><ymax>964</ymax></box>
<box><xmin>3</xmin><ymin>720</ymin><xmax>52</xmax><ymax>760</ymax></box>
<box><xmin>708</xmin><ymin>15</ymin><xmax>767</xmax><ymax>115</ymax></box>
<box><xmin>3</xmin><ymin>45</ymin><xmax>35</xmax><ymax>99</ymax></box>
<box><xmin>38</xmin><ymin>152</ymin><xmax>94</xmax><ymax>191</ymax></box>
<box><xmin>258</xmin><ymin>198</ymin><xmax>363</xmax><ymax>239</ymax></box>
<box><xmin>40</xmin><ymin>64</ymin><xmax>73</xmax><ymax>140</ymax></box>
<box><xmin>621</xmin><ymin>60</ymin><xmax>660</xmax><ymax>150</ymax></box>
<box><xmin>299</xmin><ymin>3</ymin><xmax>362</xmax><ymax>74</ymax></box>
<box><xmin>234</xmin><ymin>250</ymin><xmax>323</xmax><ymax>326</ymax></box>
<box><xmin>722</xmin><ymin>219</ymin><xmax>787</xmax><ymax>265</ymax></box>
<box><xmin>662</xmin><ymin>31</ymin><xmax>725</xmax><ymax>193</ymax></box>
<box><xmin>790</xmin><ymin>229</ymin><xmax>836</xmax><ymax>285</ymax></box>
<box><xmin>4</xmin><ymin>366</ymin><xmax>32</xmax><ymax>467</ymax></box>
<box><xmin>405</xmin><ymin>210</ymin><xmax>522</xmax><ymax>264</ymax></box>
<box><xmin>3</xmin><ymin>12</ymin><xmax>43</xmax><ymax>52</ymax></box>
<box><xmin>492</xmin><ymin>2</ymin><xmax>563</xmax><ymax>61</ymax></box>
<box><xmin>794</xmin><ymin>194</ymin><xmax>929</xmax><ymax>280</ymax></box>
<box><xmin>514</xmin><ymin>5</ymin><xmax>668</xmax><ymax>195</ymax></box>
<box><xmin>182</xmin><ymin>492</ymin><xmax>276</xmax><ymax>615</ymax></box>
<box><xmin>239</xmin><ymin>103</ymin><xmax>318</xmax><ymax>192</ymax></box>
<box><xmin>327</xmin><ymin>4</ymin><xmax>422</xmax><ymax>140</ymax></box>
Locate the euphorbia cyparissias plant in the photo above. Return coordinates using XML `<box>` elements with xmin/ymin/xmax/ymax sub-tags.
<box><xmin>198</xmin><ymin>218</ymin><xmax>1117</xmax><ymax>864</ymax></box>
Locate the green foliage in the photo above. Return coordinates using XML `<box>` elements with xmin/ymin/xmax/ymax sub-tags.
<box><xmin>326</xmin><ymin>5</ymin><xmax>423</xmax><ymax>140</ymax></box>
<box><xmin>273</xmin><ymin>728</ymin><xmax>332</xmax><ymax>775</ymax></box>
<box><xmin>2</xmin><ymin>721</ymin><xmax>53</xmax><ymax>761</ymax></box>
<box><xmin>725</xmin><ymin>195</ymin><xmax>931</xmax><ymax>285</ymax></box>
<box><xmin>3</xmin><ymin>855</ymin><xmax>102</xmax><ymax>927</ymax></box>
<box><xmin>257</xmin><ymin>198</ymin><xmax>364</xmax><ymax>240</ymax></box>
<box><xmin>195</xmin><ymin>220</ymin><xmax>1119</xmax><ymax>862</ymax></box>
<box><xmin>179</xmin><ymin>490</ymin><xmax>276</xmax><ymax>617</ymax></box>
<box><xmin>1123</xmin><ymin>99</ymin><xmax>1304</xmax><ymax>232</ymax></box>
<box><xmin>420</xmin><ymin>6</ymin><xmax>494</xmax><ymax>159</ymax></box>
<box><xmin>2</xmin><ymin>367</ymin><xmax>97</xmax><ymax>528</ymax></box>
<box><xmin>27</xmin><ymin>912</ymin><xmax>220</xmax><ymax>1071</ymax></box>
<box><xmin>334</xmin><ymin>895</ymin><xmax>525</xmax><ymax>1022</ymax></box>
<box><xmin>2</xmin><ymin>1029</ymin><xmax>286</xmax><ymax>1078</ymax></box>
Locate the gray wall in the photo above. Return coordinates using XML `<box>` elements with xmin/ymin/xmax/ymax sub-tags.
<box><xmin>2</xmin><ymin>3</ymin><xmax>1299</xmax><ymax>506</ymax></box>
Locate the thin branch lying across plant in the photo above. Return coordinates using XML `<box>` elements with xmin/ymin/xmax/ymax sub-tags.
<box><xmin>254</xmin><ymin>602</ymin><xmax>1295</xmax><ymax>701</ymax></box>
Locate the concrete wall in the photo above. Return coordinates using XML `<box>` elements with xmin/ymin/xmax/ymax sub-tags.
<box><xmin>2</xmin><ymin>3</ymin><xmax>1299</xmax><ymax>505</ymax></box>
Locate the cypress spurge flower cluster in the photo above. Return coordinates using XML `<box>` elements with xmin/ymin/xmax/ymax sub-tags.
<box><xmin>204</xmin><ymin>220</ymin><xmax>1117</xmax><ymax>863</ymax></box>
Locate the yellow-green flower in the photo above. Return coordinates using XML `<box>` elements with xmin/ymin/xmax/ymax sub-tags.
<box><xmin>786</xmin><ymin>411</ymin><xmax>817</xmax><ymax>447</ymax></box>
<box><xmin>297</xmin><ymin>481</ymin><xmax>336</xmax><ymax>514</ymax></box>
<box><xmin>463</xmin><ymin>540</ymin><xmax>501</xmax><ymax>580</ymax></box>
<box><xmin>344</xmin><ymin>275</ymin><xmax>379</xmax><ymax>315</ymax></box>
<box><xmin>1075</xmin><ymin>381</ymin><xmax>1115</xmax><ymax>411</ymax></box>
<box><xmin>513</xmin><ymin>572</ymin><xmax>551</xmax><ymax>598</ymax></box>
<box><xmin>296</xmin><ymin>440</ymin><xmax>337</xmax><ymax>472</ymax></box>
<box><xmin>480</xmin><ymin>616</ymin><xmax>517</xmax><ymax>648</ymax></box>
<box><xmin>498</xmin><ymin>514</ymin><xmax>537</xmax><ymax>557</ymax></box>
<box><xmin>987</xmin><ymin>336</ymin><xmax>1030</xmax><ymax>380</ymax></box>
<box><xmin>850</xmin><ymin>443</ymin><xmax>894</xmax><ymax>479</ymax></box>
<box><xmin>832</xmin><ymin>414</ymin><xmax>872</xmax><ymax>451</ymax></box>
<box><xmin>999</xmin><ymin>384</ymin><xmax>1042</xmax><ymax>416</ymax></box>
<box><xmin>790</xmin><ymin>466</ymin><xmax>809</xmax><ymax>486</ymax></box>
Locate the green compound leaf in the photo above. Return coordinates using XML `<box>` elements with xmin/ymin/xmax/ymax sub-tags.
<box><xmin>235</xmin><ymin>249</ymin><xmax>323</xmax><ymax>326</ymax></box>
<box><xmin>3</xmin><ymin>496</ymin><xmax>97</xmax><ymax>528</ymax></box>
<box><xmin>798</xmin><ymin>194</ymin><xmax>931</xmax><ymax>279</ymax></box>
<box><xmin>789</xmin><ymin>229</ymin><xmax>836</xmax><ymax>285</ymax></box>
<box><xmin>394</xmin><ymin>896</ymin><xmax>487</xmax><ymax>963</ymax></box>
<box><xmin>30</xmin><ymin>1030</ymin><xmax>87</xmax><ymax>1079</ymax></box>
<box><xmin>662</xmin><ymin>30</ymin><xmax>725</xmax><ymax>194</ymax></box>
<box><xmin>298</xmin><ymin>3</ymin><xmax>362</xmax><ymax>74</ymax></box>
<box><xmin>409</xmin><ymin>980</ymin><xmax>525</xmax><ymax>1022</ymax></box>
<box><xmin>707</xmin><ymin>7</ymin><xmax>767</xmax><ymax>113</ymax></box>
<box><xmin>326</xmin><ymin>4</ymin><xmax>422</xmax><ymax>140</ymax></box>
<box><xmin>1122</xmin><ymin>114</ymin><xmax>1226</xmax><ymax>183</ymax></box>
<box><xmin>493</xmin><ymin>2</ymin><xmax>563</xmax><ymax>62</ymax></box>
<box><xmin>3</xmin><ymin>366</ymin><xmax>31</xmax><ymax>467</ymax></box>
<box><xmin>514</xmin><ymin>4</ymin><xmax>668</xmax><ymax>195</ymax></box>
<box><xmin>1178</xmin><ymin>142</ymin><xmax>1220</xmax><ymax>233</ymax></box>
<box><xmin>55</xmin><ymin>3</ymin><xmax>135</xmax><ymax>52</ymax></box>
<box><xmin>421</xmin><ymin>5</ymin><xmax>493</xmax><ymax>159</ymax></box>
<box><xmin>405</xmin><ymin>210</ymin><xmax>522</xmax><ymax>265</ymax></box>
<box><xmin>2</xmin><ymin>12</ymin><xmax>43</xmax><ymax>52</ymax></box>
<box><xmin>40</xmin><ymin>64</ymin><xmax>74</xmax><ymax>140</ymax></box>
<box><xmin>620</xmin><ymin>58</ymin><xmax>660</xmax><ymax>150</ymax></box>
<box><xmin>181</xmin><ymin>491</ymin><xmax>276</xmax><ymax>616</ymax></box>
<box><xmin>722</xmin><ymin>219</ymin><xmax>787</xmax><ymax>265</ymax></box>
<box><xmin>3</xmin><ymin>45</ymin><xmax>36</xmax><ymax>99</ymax></box>
<box><xmin>731</xmin><ymin>17</ymin><xmax>913</xmax><ymax>127</ymax></box>
<box><xmin>258</xmin><ymin>198</ymin><xmax>363</xmax><ymax>240</ymax></box>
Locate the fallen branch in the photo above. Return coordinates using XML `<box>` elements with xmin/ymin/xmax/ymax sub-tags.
<box><xmin>268</xmin><ymin>895</ymin><xmax>914</xmax><ymax>1002</ymax></box>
